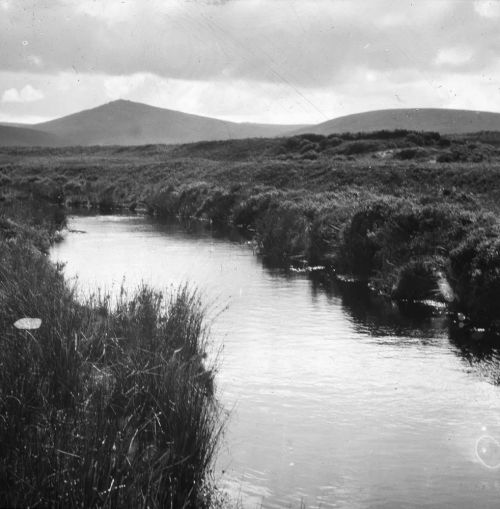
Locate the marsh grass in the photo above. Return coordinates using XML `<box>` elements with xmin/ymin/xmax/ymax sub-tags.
<box><xmin>0</xmin><ymin>236</ymin><xmax>222</xmax><ymax>507</ymax></box>
<box><xmin>0</xmin><ymin>197</ymin><xmax>66</xmax><ymax>252</ymax></box>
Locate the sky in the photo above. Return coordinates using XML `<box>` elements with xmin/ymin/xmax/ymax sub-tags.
<box><xmin>1</xmin><ymin>0</ymin><xmax>500</xmax><ymax>125</ymax></box>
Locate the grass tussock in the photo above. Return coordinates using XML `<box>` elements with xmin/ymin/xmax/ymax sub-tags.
<box><xmin>0</xmin><ymin>198</ymin><xmax>66</xmax><ymax>252</ymax></box>
<box><xmin>0</xmin><ymin>217</ymin><xmax>222</xmax><ymax>507</ymax></box>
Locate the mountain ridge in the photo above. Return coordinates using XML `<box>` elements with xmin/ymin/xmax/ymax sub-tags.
<box><xmin>2</xmin><ymin>101</ymin><xmax>500</xmax><ymax>147</ymax></box>
<box><xmin>0</xmin><ymin>125</ymin><xmax>64</xmax><ymax>147</ymax></box>
<box><xmin>293</xmin><ymin>108</ymin><xmax>500</xmax><ymax>136</ymax></box>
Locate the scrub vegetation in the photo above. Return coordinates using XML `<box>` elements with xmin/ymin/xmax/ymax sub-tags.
<box><xmin>0</xmin><ymin>198</ymin><xmax>223</xmax><ymax>507</ymax></box>
<box><xmin>2</xmin><ymin>128</ymin><xmax>500</xmax><ymax>330</ymax></box>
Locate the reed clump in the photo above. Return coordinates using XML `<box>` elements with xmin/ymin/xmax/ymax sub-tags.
<box><xmin>0</xmin><ymin>210</ymin><xmax>222</xmax><ymax>507</ymax></box>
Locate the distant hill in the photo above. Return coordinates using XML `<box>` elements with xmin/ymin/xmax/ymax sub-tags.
<box><xmin>0</xmin><ymin>125</ymin><xmax>64</xmax><ymax>147</ymax></box>
<box><xmin>4</xmin><ymin>103</ymin><xmax>500</xmax><ymax>147</ymax></box>
<box><xmin>31</xmin><ymin>100</ymin><xmax>305</xmax><ymax>146</ymax></box>
<box><xmin>294</xmin><ymin>108</ymin><xmax>500</xmax><ymax>136</ymax></box>
<box><xmin>0</xmin><ymin>122</ymin><xmax>29</xmax><ymax>128</ymax></box>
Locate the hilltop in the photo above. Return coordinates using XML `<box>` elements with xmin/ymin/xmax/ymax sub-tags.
<box><xmin>0</xmin><ymin>100</ymin><xmax>305</xmax><ymax>147</ymax></box>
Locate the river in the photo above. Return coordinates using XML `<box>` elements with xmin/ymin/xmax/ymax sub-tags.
<box><xmin>50</xmin><ymin>214</ymin><xmax>500</xmax><ymax>508</ymax></box>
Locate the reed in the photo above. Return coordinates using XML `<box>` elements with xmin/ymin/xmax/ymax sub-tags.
<box><xmin>0</xmin><ymin>208</ymin><xmax>222</xmax><ymax>507</ymax></box>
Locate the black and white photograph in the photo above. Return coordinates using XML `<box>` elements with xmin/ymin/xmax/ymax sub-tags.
<box><xmin>1</xmin><ymin>0</ymin><xmax>500</xmax><ymax>507</ymax></box>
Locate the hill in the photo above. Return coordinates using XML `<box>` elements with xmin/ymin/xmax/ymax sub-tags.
<box><xmin>33</xmin><ymin>100</ymin><xmax>305</xmax><ymax>146</ymax></box>
<box><xmin>5</xmin><ymin>103</ymin><xmax>500</xmax><ymax>147</ymax></box>
<box><xmin>0</xmin><ymin>125</ymin><xmax>64</xmax><ymax>147</ymax></box>
<box><xmin>294</xmin><ymin>108</ymin><xmax>500</xmax><ymax>135</ymax></box>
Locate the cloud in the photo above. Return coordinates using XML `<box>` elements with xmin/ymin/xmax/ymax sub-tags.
<box><xmin>104</xmin><ymin>74</ymin><xmax>147</xmax><ymax>99</ymax></box>
<box><xmin>73</xmin><ymin>0</ymin><xmax>137</xmax><ymax>24</ymax></box>
<box><xmin>0</xmin><ymin>0</ymin><xmax>486</xmax><ymax>88</ymax></box>
<box><xmin>2</xmin><ymin>84</ymin><xmax>44</xmax><ymax>102</ymax></box>
<box><xmin>1</xmin><ymin>1</ymin><xmax>500</xmax><ymax>123</ymax></box>
<box><xmin>26</xmin><ymin>55</ymin><xmax>44</xmax><ymax>68</ymax></box>
<box><xmin>435</xmin><ymin>47</ymin><xmax>474</xmax><ymax>67</ymax></box>
<box><xmin>474</xmin><ymin>0</ymin><xmax>500</xmax><ymax>17</ymax></box>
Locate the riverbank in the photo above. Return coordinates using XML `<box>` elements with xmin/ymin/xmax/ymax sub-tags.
<box><xmin>0</xmin><ymin>198</ymin><xmax>223</xmax><ymax>507</ymax></box>
<box><xmin>49</xmin><ymin>212</ymin><xmax>500</xmax><ymax>508</ymax></box>
<box><xmin>147</xmin><ymin>186</ymin><xmax>500</xmax><ymax>330</ymax></box>
<box><xmin>2</xmin><ymin>130</ymin><xmax>500</xmax><ymax>328</ymax></box>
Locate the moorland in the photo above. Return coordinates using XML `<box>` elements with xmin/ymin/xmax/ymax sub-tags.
<box><xmin>2</xmin><ymin>128</ymin><xmax>500</xmax><ymax>328</ymax></box>
<box><xmin>2</xmin><ymin>125</ymin><xmax>500</xmax><ymax>505</ymax></box>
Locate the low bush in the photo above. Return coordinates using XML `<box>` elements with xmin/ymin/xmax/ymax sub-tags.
<box><xmin>449</xmin><ymin>233</ymin><xmax>500</xmax><ymax>327</ymax></box>
<box><xmin>339</xmin><ymin>200</ymin><xmax>398</xmax><ymax>278</ymax></box>
<box><xmin>198</xmin><ymin>187</ymin><xmax>238</xmax><ymax>223</ymax></box>
<box><xmin>232</xmin><ymin>189</ymin><xmax>286</xmax><ymax>229</ymax></box>
<box><xmin>339</xmin><ymin>199</ymin><xmax>483</xmax><ymax>296</ymax></box>
<box><xmin>394</xmin><ymin>148</ymin><xmax>428</xmax><ymax>160</ymax></box>
<box><xmin>255</xmin><ymin>200</ymin><xmax>312</xmax><ymax>265</ymax></box>
<box><xmin>392</xmin><ymin>257</ymin><xmax>441</xmax><ymax>301</ymax></box>
<box><xmin>339</xmin><ymin>141</ymin><xmax>380</xmax><ymax>155</ymax></box>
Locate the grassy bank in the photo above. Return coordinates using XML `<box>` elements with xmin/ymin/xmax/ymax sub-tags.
<box><xmin>0</xmin><ymin>199</ymin><xmax>222</xmax><ymax>507</ymax></box>
<box><xmin>2</xmin><ymin>130</ymin><xmax>500</xmax><ymax>328</ymax></box>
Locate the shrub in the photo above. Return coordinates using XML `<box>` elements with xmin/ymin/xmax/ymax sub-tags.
<box><xmin>339</xmin><ymin>200</ymin><xmax>479</xmax><ymax>295</ymax></box>
<box><xmin>339</xmin><ymin>141</ymin><xmax>380</xmax><ymax>155</ymax></box>
<box><xmin>394</xmin><ymin>148</ymin><xmax>428</xmax><ymax>160</ymax></box>
<box><xmin>307</xmin><ymin>209</ymin><xmax>348</xmax><ymax>266</ymax></box>
<box><xmin>232</xmin><ymin>189</ymin><xmax>286</xmax><ymax>229</ymax></box>
<box><xmin>98</xmin><ymin>185</ymin><xmax>117</xmax><ymax>212</ymax></box>
<box><xmin>301</xmin><ymin>149</ymin><xmax>319</xmax><ymax>160</ymax></box>
<box><xmin>322</xmin><ymin>136</ymin><xmax>343</xmax><ymax>149</ymax></box>
<box><xmin>198</xmin><ymin>188</ymin><xmax>237</xmax><ymax>223</ymax></box>
<box><xmin>339</xmin><ymin>200</ymin><xmax>399</xmax><ymax>277</ymax></box>
<box><xmin>392</xmin><ymin>257</ymin><xmax>440</xmax><ymax>301</ymax></box>
<box><xmin>406</xmin><ymin>132</ymin><xmax>441</xmax><ymax>146</ymax></box>
<box><xmin>255</xmin><ymin>201</ymin><xmax>312</xmax><ymax>265</ymax></box>
<box><xmin>297</xmin><ymin>133</ymin><xmax>325</xmax><ymax>143</ymax></box>
<box><xmin>0</xmin><ymin>173</ymin><xmax>11</xmax><ymax>186</ymax></box>
<box><xmin>449</xmin><ymin>233</ymin><xmax>500</xmax><ymax>326</ymax></box>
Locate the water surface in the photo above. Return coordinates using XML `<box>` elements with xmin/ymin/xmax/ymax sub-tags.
<box><xmin>51</xmin><ymin>215</ymin><xmax>500</xmax><ymax>508</ymax></box>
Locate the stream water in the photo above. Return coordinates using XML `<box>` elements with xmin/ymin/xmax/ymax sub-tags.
<box><xmin>50</xmin><ymin>214</ymin><xmax>500</xmax><ymax>508</ymax></box>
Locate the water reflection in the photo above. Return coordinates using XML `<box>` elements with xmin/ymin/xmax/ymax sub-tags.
<box><xmin>310</xmin><ymin>270</ymin><xmax>500</xmax><ymax>388</ymax></box>
<box><xmin>448</xmin><ymin>326</ymin><xmax>500</xmax><ymax>386</ymax></box>
<box><xmin>309</xmin><ymin>271</ymin><xmax>449</xmax><ymax>338</ymax></box>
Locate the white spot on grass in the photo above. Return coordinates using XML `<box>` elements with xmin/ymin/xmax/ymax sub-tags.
<box><xmin>13</xmin><ymin>317</ymin><xmax>42</xmax><ymax>330</ymax></box>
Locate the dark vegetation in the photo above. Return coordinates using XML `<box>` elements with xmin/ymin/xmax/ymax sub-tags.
<box><xmin>2</xmin><ymin>129</ymin><xmax>500</xmax><ymax>329</ymax></box>
<box><xmin>0</xmin><ymin>197</ymin><xmax>223</xmax><ymax>507</ymax></box>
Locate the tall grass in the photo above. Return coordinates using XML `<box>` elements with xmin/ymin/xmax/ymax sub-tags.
<box><xmin>0</xmin><ymin>197</ymin><xmax>66</xmax><ymax>252</ymax></box>
<box><xmin>0</xmin><ymin>232</ymin><xmax>222</xmax><ymax>507</ymax></box>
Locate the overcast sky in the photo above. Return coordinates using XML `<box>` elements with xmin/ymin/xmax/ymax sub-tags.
<box><xmin>1</xmin><ymin>0</ymin><xmax>500</xmax><ymax>124</ymax></box>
